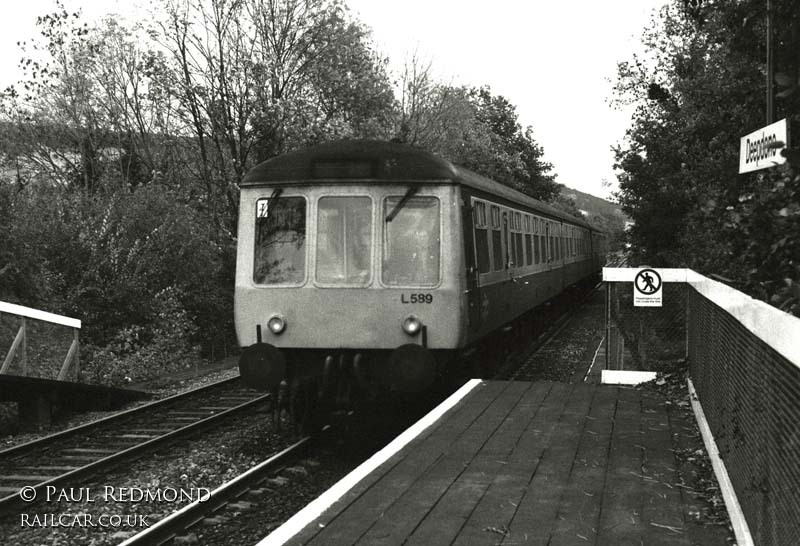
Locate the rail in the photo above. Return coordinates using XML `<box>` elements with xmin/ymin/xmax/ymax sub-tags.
<box><xmin>0</xmin><ymin>301</ymin><xmax>81</xmax><ymax>380</ymax></box>
<box><xmin>119</xmin><ymin>436</ymin><xmax>312</xmax><ymax>546</ymax></box>
<box><xmin>0</xmin><ymin>377</ymin><xmax>267</xmax><ymax>512</ymax></box>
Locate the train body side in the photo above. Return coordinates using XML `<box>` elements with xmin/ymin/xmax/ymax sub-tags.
<box><xmin>456</xmin><ymin>184</ymin><xmax>600</xmax><ymax>346</ymax></box>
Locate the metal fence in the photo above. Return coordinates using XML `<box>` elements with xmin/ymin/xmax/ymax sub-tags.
<box><xmin>687</xmin><ymin>284</ymin><xmax>800</xmax><ymax>546</ymax></box>
<box><xmin>604</xmin><ymin>269</ymin><xmax>800</xmax><ymax>546</ymax></box>
<box><xmin>605</xmin><ymin>281</ymin><xmax>687</xmax><ymax>371</ymax></box>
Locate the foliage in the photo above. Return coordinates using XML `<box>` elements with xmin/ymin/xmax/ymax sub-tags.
<box><xmin>0</xmin><ymin>0</ymin><xmax>395</xmax><ymax>384</ymax></box>
<box><xmin>613</xmin><ymin>0</ymin><xmax>800</xmax><ymax>315</ymax></box>
<box><xmin>549</xmin><ymin>191</ymin><xmax>584</xmax><ymax>219</ymax></box>
<box><xmin>393</xmin><ymin>55</ymin><xmax>558</xmax><ymax>201</ymax></box>
<box><xmin>0</xmin><ymin>0</ymin><xmax>570</xmax><ymax>385</ymax></box>
<box><xmin>593</xmin><ymin>213</ymin><xmax>628</xmax><ymax>254</ymax></box>
<box><xmin>0</xmin><ymin>179</ymin><xmax>233</xmax><ymax>384</ymax></box>
<box><xmin>560</xmin><ymin>186</ymin><xmax>628</xmax><ymax>252</ymax></box>
<box><xmin>157</xmin><ymin>0</ymin><xmax>395</xmax><ymax>229</ymax></box>
<box><xmin>466</xmin><ymin>87</ymin><xmax>559</xmax><ymax>201</ymax></box>
<box><xmin>83</xmin><ymin>287</ymin><xmax>201</xmax><ymax>385</ymax></box>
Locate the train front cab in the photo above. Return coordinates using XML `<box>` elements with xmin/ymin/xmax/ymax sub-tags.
<box><xmin>234</xmin><ymin>180</ymin><xmax>465</xmax><ymax>397</ymax></box>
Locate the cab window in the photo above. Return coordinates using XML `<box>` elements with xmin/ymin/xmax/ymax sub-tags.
<box><xmin>254</xmin><ymin>196</ymin><xmax>306</xmax><ymax>284</ymax></box>
<box><xmin>383</xmin><ymin>196</ymin><xmax>440</xmax><ymax>286</ymax></box>
<box><xmin>316</xmin><ymin>197</ymin><xmax>372</xmax><ymax>285</ymax></box>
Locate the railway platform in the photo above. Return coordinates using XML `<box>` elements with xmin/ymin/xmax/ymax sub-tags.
<box><xmin>2</xmin><ymin>301</ymin><xmax>148</xmax><ymax>429</ymax></box>
<box><xmin>0</xmin><ymin>375</ymin><xmax>148</xmax><ymax>429</ymax></box>
<box><xmin>255</xmin><ymin>267</ymin><xmax>800</xmax><ymax>546</ymax></box>
<box><xmin>261</xmin><ymin>379</ymin><xmax>726</xmax><ymax>546</ymax></box>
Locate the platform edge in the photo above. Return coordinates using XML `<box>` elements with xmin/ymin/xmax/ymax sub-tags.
<box><xmin>255</xmin><ymin>378</ymin><xmax>484</xmax><ymax>546</ymax></box>
<box><xmin>687</xmin><ymin>377</ymin><xmax>754</xmax><ymax>546</ymax></box>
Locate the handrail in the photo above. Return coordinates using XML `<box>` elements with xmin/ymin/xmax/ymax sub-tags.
<box><xmin>0</xmin><ymin>301</ymin><xmax>81</xmax><ymax>329</ymax></box>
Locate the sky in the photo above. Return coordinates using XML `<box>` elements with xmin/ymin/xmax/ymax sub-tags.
<box><xmin>0</xmin><ymin>0</ymin><xmax>669</xmax><ymax>200</ymax></box>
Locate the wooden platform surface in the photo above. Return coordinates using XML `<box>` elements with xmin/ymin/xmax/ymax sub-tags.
<box><xmin>284</xmin><ymin>380</ymin><xmax>723</xmax><ymax>546</ymax></box>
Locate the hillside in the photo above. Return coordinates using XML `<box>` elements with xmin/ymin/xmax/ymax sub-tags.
<box><xmin>559</xmin><ymin>186</ymin><xmax>628</xmax><ymax>252</ymax></box>
<box><xmin>560</xmin><ymin>186</ymin><xmax>625</xmax><ymax>220</ymax></box>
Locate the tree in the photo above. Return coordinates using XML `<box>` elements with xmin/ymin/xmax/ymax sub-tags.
<box><xmin>0</xmin><ymin>5</ymin><xmax>184</xmax><ymax>194</ymax></box>
<box><xmin>466</xmin><ymin>87</ymin><xmax>559</xmax><ymax>201</ymax></box>
<box><xmin>0</xmin><ymin>0</ymin><xmax>401</xmax><ymax>378</ymax></box>
<box><xmin>0</xmin><ymin>4</ymin><xmax>106</xmax><ymax>192</ymax></box>
<box><xmin>158</xmin><ymin>0</ymin><xmax>394</xmax><ymax>230</ymax></box>
<box><xmin>613</xmin><ymin>0</ymin><xmax>800</xmax><ymax>313</ymax></box>
<box><xmin>392</xmin><ymin>56</ymin><xmax>558</xmax><ymax>201</ymax></box>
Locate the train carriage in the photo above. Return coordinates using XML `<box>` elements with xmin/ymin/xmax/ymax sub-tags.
<box><xmin>235</xmin><ymin>140</ymin><xmax>604</xmax><ymax>407</ymax></box>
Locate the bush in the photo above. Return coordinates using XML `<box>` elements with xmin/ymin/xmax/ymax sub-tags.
<box><xmin>83</xmin><ymin>287</ymin><xmax>201</xmax><ymax>385</ymax></box>
<box><xmin>1</xmin><ymin>180</ymin><xmax>236</xmax><ymax>384</ymax></box>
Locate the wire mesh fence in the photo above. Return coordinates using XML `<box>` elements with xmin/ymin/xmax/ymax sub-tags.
<box><xmin>688</xmin><ymin>287</ymin><xmax>800</xmax><ymax>546</ymax></box>
<box><xmin>605</xmin><ymin>270</ymin><xmax>800</xmax><ymax>546</ymax></box>
<box><xmin>605</xmin><ymin>282</ymin><xmax>687</xmax><ymax>372</ymax></box>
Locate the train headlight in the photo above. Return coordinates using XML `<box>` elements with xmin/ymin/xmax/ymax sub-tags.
<box><xmin>402</xmin><ymin>315</ymin><xmax>422</xmax><ymax>336</ymax></box>
<box><xmin>267</xmin><ymin>315</ymin><xmax>286</xmax><ymax>335</ymax></box>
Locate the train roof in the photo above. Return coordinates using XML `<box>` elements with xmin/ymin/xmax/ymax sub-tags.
<box><xmin>242</xmin><ymin>139</ymin><xmax>597</xmax><ymax>230</ymax></box>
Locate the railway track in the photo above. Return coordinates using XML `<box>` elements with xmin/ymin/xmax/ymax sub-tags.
<box><xmin>118</xmin><ymin>435</ymin><xmax>313</xmax><ymax>546</ymax></box>
<box><xmin>491</xmin><ymin>281</ymin><xmax>601</xmax><ymax>381</ymax></box>
<box><xmin>0</xmin><ymin>376</ymin><xmax>270</xmax><ymax>512</ymax></box>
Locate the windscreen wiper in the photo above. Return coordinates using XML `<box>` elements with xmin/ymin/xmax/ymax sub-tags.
<box><xmin>266</xmin><ymin>187</ymin><xmax>283</xmax><ymax>215</ymax></box>
<box><xmin>385</xmin><ymin>186</ymin><xmax>418</xmax><ymax>222</ymax></box>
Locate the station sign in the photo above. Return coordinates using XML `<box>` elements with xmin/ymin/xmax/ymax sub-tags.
<box><xmin>633</xmin><ymin>268</ymin><xmax>662</xmax><ymax>307</ymax></box>
<box><xmin>739</xmin><ymin>118</ymin><xmax>788</xmax><ymax>174</ymax></box>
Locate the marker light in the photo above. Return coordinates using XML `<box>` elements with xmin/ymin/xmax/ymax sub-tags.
<box><xmin>267</xmin><ymin>315</ymin><xmax>286</xmax><ymax>335</ymax></box>
<box><xmin>402</xmin><ymin>315</ymin><xmax>422</xmax><ymax>336</ymax></box>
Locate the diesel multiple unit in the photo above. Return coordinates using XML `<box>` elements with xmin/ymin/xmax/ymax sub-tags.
<box><xmin>235</xmin><ymin>140</ymin><xmax>605</xmax><ymax>411</ymax></box>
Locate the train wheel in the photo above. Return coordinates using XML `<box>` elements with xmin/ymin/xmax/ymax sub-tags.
<box><xmin>272</xmin><ymin>380</ymin><xmax>290</xmax><ymax>432</ymax></box>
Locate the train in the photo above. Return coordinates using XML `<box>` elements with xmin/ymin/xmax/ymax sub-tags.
<box><xmin>234</xmin><ymin>140</ymin><xmax>605</xmax><ymax>423</ymax></box>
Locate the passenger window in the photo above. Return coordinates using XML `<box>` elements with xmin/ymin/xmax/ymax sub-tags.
<box><xmin>254</xmin><ymin>196</ymin><xmax>306</xmax><ymax>284</ymax></box>
<box><xmin>525</xmin><ymin>234</ymin><xmax>532</xmax><ymax>266</ymax></box>
<box><xmin>476</xmin><ymin>230</ymin><xmax>490</xmax><ymax>273</ymax></box>
<box><xmin>474</xmin><ymin>202</ymin><xmax>490</xmax><ymax>274</ymax></box>
<box><xmin>539</xmin><ymin>235</ymin><xmax>545</xmax><ymax>262</ymax></box>
<box><xmin>491</xmin><ymin>205</ymin><xmax>503</xmax><ymax>271</ymax></box>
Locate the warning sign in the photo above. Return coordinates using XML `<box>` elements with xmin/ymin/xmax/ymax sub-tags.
<box><xmin>633</xmin><ymin>268</ymin><xmax>662</xmax><ymax>307</ymax></box>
